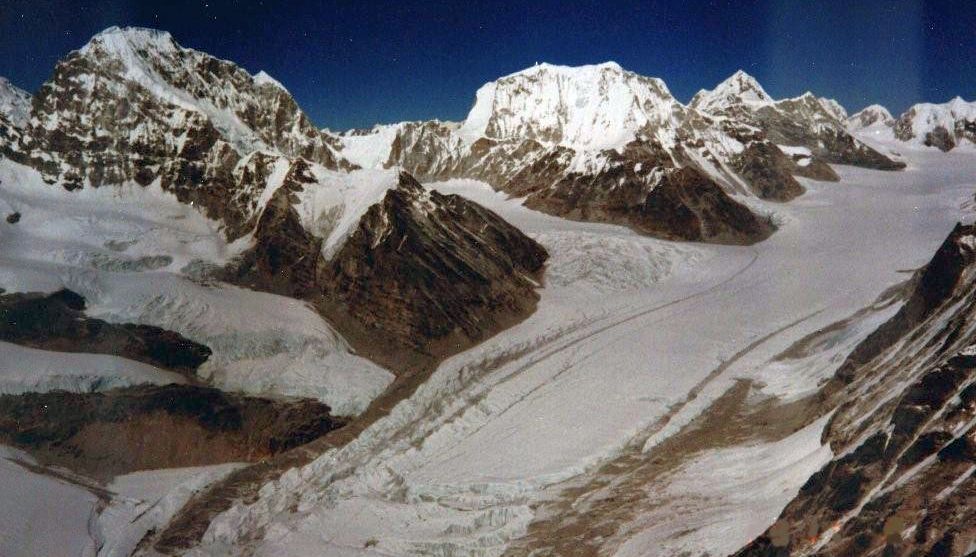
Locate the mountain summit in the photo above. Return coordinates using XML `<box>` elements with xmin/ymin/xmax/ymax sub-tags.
<box><xmin>690</xmin><ymin>69</ymin><xmax>772</xmax><ymax>113</ymax></box>
<box><xmin>458</xmin><ymin>61</ymin><xmax>683</xmax><ymax>150</ymax></box>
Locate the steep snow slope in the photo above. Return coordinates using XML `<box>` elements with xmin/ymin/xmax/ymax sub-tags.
<box><xmin>0</xmin><ymin>159</ymin><xmax>394</xmax><ymax>416</ymax></box>
<box><xmin>0</xmin><ymin>77</ymin><xmax>30</xmax><ymax>127</ymax></box>
<box><xmin>195</xmin><ymin>147</ymin><xmax>976</xmax><ymax>556</ymax></box>
<box><xmin>457</xmin><ymin>62</ymin><xmax>683</xmax><ymax>149</ymax></box>
<box><xmin>690</xmin><ymin>69</ymin><xmax>775</xmax><ymax>113</ymax></box>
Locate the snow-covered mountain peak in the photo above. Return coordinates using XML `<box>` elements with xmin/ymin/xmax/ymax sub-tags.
<box><xmin>0</xmin><ymin>76</ymin><xmax>31</xmax><ymax>127</ymax></box>
<box><xmin>847</xmin><ymin>104</ymin><xmax>894</xmax><ymax>130</ymax></box>
<box><xmin>458</xmin><ymin>61</ymin><xmax>681</xmax><ymax>150</ymax></box>
<box><xmin>252</xmin><ymin>70</ymin><xmax>287</xmax><ymax>92</ymax></box>
<box><xmin>894</xmin><ymin>96</ymin><xmax>976</xmax><ymax>150</ymax></box>
<box><xmin>36</xmin><ymin>26</ymin><xmax>349</xmax><ymax>168</ymax></box>
<box><xmin>691</xmin><ymin>70</ymin><xmax>772</xmax><ymax>113</ymax></box>
<box><xmin>80</xmin><ymin>26</ymin><xmax>177</xmax><ymax>57</ymax></box>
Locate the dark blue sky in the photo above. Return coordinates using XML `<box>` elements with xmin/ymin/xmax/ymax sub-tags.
<box><xmin>0</xmin><ymin>1</ymin><xmax>973</xmax><ymax>130</ymax></box>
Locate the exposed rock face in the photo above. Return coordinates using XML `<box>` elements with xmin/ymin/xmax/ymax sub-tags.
<box><xmin>0</xmin><ymin>289</ymin><xmax>211</xmax><ymax>375</ymax></box>
<box><xmin>736</xmin><ymin>224</ymin><xmax>976</xmax><ymax>556</ymax></box>
<box><xmin>324</xmin><ymin>173</ymin><xmax>547</xmax><ymax>357</ymax></box>
<box><xmin>728</xmin><ymin>141</ymin><xmax>806</xmax><ymax>201</ymax></box>
<box><xmin>0</xmin><ymin>384</ymin><xmax>342</xmax><ymax>478</ymax></box>
<box><xmin>691</xmin><ymin>71</ymin><xmax>905</xmax><ymax>170</ymax></box>
<box><xmin>229</xmin><ymin>170</ymin><xmax>549</xmax><ymax>368</ymax></box>
<box><xmin>894</xmin><ymin>97</ymin><xmax>976</xmax><ymax>152</ymax></box>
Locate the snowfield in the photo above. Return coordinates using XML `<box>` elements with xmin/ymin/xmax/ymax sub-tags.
<box><xmin>194</xmin><ymin>141</ymin><xmax>976</xmax><ymax>555</ymax></box>
<box><xmin>0</xmin><ymin>160</ymin><xmax>394</xmax><ymax>416</ymax></box>
<box><xmin>0</xmin><ymin>443</ymin><xmax>243</xmax><ymax>557</ymax></box>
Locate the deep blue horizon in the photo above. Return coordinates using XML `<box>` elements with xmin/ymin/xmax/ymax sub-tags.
<box><xmin>1</xmin><ymin>0</ymin><xmax>973</xmax><ymax>130</ymax></box>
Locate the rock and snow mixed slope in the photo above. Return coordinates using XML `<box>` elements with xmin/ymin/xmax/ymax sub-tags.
<box><xmin>691</xmin><ymin>71</ymin><xmax>904</xmax><ymax>170</ymax></box>
<box><xmin>738</xmin><ymin>222</ymin><xmax>976</xmax><ymax>556</ymax></box>
<box><xmin>0</xmin><ymin>26</ymin><xmax>549</xmax><ymax>398</ymax></box>
<box><xmin>894</xmin><ymin>96</ymin><xmax>976</xmax><ymax>152</ymax></box>
<box><xmin>848</xmin><ymin>104</ymin><xmax>895</xmax><ymax>131</ymax></box>
<box><xmin>335</xmin><ymin>63</ymin><xmax>870</xmax><ymax>245</ymax></box>
<box><xmin>187</xmin><ymin>143</ymin><xmax>976</xmax><ymax>556</ymax></box>
<box><xmin>2</xmin><ymin>24</ymin><xmax>976</xmax><ymax>557</ymax></box>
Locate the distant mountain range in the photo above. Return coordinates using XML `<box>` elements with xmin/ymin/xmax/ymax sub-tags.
<box><xmin>2</xmin><ymin>26</ymin><xmax>976</xmax><ymax>556</ymax></box>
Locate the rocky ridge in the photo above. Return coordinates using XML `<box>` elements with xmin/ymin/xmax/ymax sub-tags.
<box><xmin>335</xmin><ymin>64</ymin><xmax>872</xmax><ymax>245</ymax></box>
<box><xmin>0</xmin><ymin>26</ymin><xmax>548</xmax><ymax>370</ymax></box>
<box><xmin>691</xmin><ymin>71</ymin><xmax>905</xmax><ymax>170</ymax></box>
<box><xmin>737</xmin><ymin>223</ymin><xmax>976</xmax><ymax>556</ymax></box>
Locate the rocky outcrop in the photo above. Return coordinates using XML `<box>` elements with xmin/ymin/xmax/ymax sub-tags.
<box><xmin>324</xmin><ymin>174</ymin><xmax>547</xmax><ymax>357</ymax></box>
<box><xmin>736</xmin><ymin>224</ymin><xmax>976</xmax><ymax>556</ymax></box>
<box><xmin>228</xmin><ymin>170</ymin><xmax>549</xmax><ymax>369</ymax></box>
<box><xmin>0</xmin><ymin>384</ymin><xmax>342</xmax><ymax>478</ymax></box>
<box><xmin>0</xmin><ymin>289</ymin><xmax>211</xmax><ymax>375</ymax></box>
<box><xmin>728</xmin><ymin>141</ymin><xmax>806</xmax><ymax>201</ymax></box>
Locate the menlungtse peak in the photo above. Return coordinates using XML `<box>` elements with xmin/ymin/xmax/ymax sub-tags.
<box><xmin>458</xmin><ymin>61</ymin><xmax>682</xmax><ymax>150</ymax></box>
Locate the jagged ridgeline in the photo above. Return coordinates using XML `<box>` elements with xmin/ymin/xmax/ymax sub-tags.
<box><xmin>0</xmin><ymin>26</ymin><xmax>921</xmax><ymax>372</ymax></box>
<box><xmin>0</xmin><ymin>27</ymin><xmax>548</xmax><ymax>371</ymax></box>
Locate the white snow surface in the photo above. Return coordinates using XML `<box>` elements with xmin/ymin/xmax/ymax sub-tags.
<box><xmin>197</xmin><ymin>145</ymin><xmax>976</xmax><ymax>556</ymax></box>
<box><xmin>0</xmin><ymin>160</ymin><xmax>393</xmax><ymax>416</ymax></box>
<box><xmin>0</xmin><ymin>445</ymin><xmax>101</xmax><ymax>557</ymax></box>
<box><xmin>97</xmin><ymin>463</ymin><xmax>245</xmax><ymax>557</ymax></box>
<box><xmin>0</xmin><ymin>340</ymin><xmax>185</xmax><ymax>395</ymax></box>
<box><xmin>0</xmin><ymin>443</ymin><xmax>242</xmax><ymax>557</ymax></box>
<box><xmin>336</xmin><ymin>124</ymin><xmax>402</xmax><ymax>169</ymax></box>
<box><xmin>616</xmin><ymin>415</ymin><xmax>834</xmax><ymax>557</ymax></box>
<box><xmin>457</xmin><ymin>62</ymin><xmax>683</xmax><ymax>149</ymax></box>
